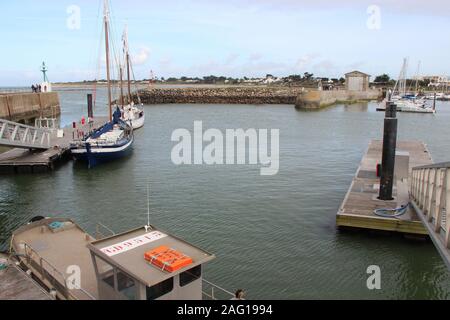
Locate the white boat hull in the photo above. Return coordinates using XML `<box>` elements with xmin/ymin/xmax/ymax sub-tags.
<box><xmin>126</xmin><ymin>113</ymin><xmax>145</xmax><ymax>129</ymax></box>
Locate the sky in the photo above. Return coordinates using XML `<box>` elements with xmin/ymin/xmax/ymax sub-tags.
<box><xmin>1</xmin><ymin>0</ymin><xmax>449</xmax><ymax>86</ymax></box>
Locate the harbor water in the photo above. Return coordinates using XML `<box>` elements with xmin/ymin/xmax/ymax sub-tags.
<box><xmin>1</xmin><ymin>87</ymin><xmax>450</xmax><ymax>299</ymax></box>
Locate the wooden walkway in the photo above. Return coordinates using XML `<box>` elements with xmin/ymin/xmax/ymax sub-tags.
<box><xmin>0</xmin><ymin>254</ymin><xmax>51</xmax><ymax>300</ymax></box>
<box><xmin>337</xmin><ymin>140</ymin><xmax>433</xmax><ymax>234</ymax></box>
<box><xmin>0</xmin><ymin>117</ymin><xmax>108</xmax><ymax>173</ymax></box>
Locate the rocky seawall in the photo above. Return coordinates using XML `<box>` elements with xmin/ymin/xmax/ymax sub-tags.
<box><xmin>131</xmin><ymin>87</ymin><xmax>304</xmax><ymax>105</ymax></box>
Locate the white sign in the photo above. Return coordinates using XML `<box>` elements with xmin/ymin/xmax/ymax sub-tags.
<box><xmin>100</xmin><ymin>231</ymin><xmax>167</xmax><ymax>257</ymax></box>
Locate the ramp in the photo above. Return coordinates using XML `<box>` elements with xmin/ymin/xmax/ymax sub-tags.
<box><xmin>0</xmin><ymin>119</ymin><xmax>51</xmax><ymax>150</ymax></box>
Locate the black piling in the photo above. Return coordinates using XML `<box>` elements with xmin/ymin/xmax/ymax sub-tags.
<box><xmin>87</xmin><ymin>94</ymin><xmax>93</xmax><ymax>118</ymax></box>
<box><xmin>378</xmin><ymin>101</ymin><xmax>398</xmax><ymax>200</ymax></box>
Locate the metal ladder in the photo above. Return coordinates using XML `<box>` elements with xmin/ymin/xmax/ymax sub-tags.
<box><xmin>0</xmin><ymin>119</ymin><xmax>51</xmax><ymax>149</ymax></box>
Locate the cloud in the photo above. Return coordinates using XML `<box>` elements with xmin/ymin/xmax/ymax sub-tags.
<box><xmin>217</xmin><ymin>0</ymin><xmax>450</xmax><ymax>17</ymax></box>
<box><xmin>225</xmin><ymin>53</ymin><xmax>240</xmax><ymax>65</ymax></box>
<box><xmin>249</xmin><ymin>53</ymin><xmax>262</xmax><ymax>61</ymax></box>
<box><xmin>295</xmin><ymin>53</ymin><xmax>320</xmax><ymax>70</ymax></box>
<box><xmin>132</xmin><ymin>47</ymin><xmax>151</xmax><ymax>65</ymax></box>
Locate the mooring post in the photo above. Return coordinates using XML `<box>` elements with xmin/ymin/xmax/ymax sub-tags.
<box><xmin>87</xmin><ymin>94</ymin><xmax>93</xmax><ymax>119</ymax></box>
<box><xmin>379</xmin><ymin>101</ymin><xmax>398</xmax><ymax>200</ymax></box>
<box><xmin>433</xmin><ymin>92</ymin><xmax>436</xmax><ymax>112</ymax></box>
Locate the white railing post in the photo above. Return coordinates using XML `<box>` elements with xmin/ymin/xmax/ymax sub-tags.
<box><xmin>426</xmin><ymin>169</ymin><xmax>437</xmax><ymax>219</ymax></box>
<box><xmin>445</xmin><ymin>168</ymin><xmax>450</xmax><ymax>248</ymax></box>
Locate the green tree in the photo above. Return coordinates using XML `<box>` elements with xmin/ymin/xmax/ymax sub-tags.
<box><xmin>374</xmin><ymin>74</ymin><xmax>390</xmax><ymax>83</ymax></box>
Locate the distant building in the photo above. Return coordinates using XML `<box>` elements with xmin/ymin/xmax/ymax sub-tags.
<box><xmin>345</xmin><ymin>71</ymin><xmax>370</xmax><ymax>91</ymax></box>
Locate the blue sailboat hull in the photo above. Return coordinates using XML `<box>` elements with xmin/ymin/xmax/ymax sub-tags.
<box><xmin>71</xmin><ymin>135</ymin><xmax>134</xmax><ymax>168</ymax></box>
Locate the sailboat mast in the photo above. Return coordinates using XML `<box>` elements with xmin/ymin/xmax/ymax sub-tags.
<box><xmin>104</xmin><ymin>0</ymin><xmax>112</xmax><ymax>121</ymax></box>
<box><xmin>120</xmin><ymin>66</ymin><xmax>124</xmax><ymax>108</ymax></box>
<box><xmin>124</xmin><ymin>25</ymin><xmax>132</xmax><ymax>104</ymax></box>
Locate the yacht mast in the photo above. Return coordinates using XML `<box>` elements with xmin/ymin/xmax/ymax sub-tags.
<box><xmin>123</xmin><ymin>25</ymin><xmax>132</xmax><ymax>104</ymax></box>
<box><xmin>104</xmin><ymin>0</ymin><xmax>112</xmax><ymax>121</ymax></box>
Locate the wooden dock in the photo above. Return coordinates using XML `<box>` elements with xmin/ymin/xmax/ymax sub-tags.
<box><xmin>337</xmin><ymin>140</ymin><xmax>433</xmax><ymax>235</ymax></box>
<box><xmin>0</xmin><ymin>117</ymin><xmax>108</xmax><ymax>173</ymax></box>
<box><xmin>0</xmin><ymin>254</ymin><xmax>51</xmax><ymax>300</ymax></box>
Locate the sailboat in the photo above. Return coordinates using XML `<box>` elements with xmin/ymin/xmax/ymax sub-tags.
<box><xmin>70</xmin><ymin>0</ymin><xmax>134</xmax><ymax>168</ymax></box>
<box><xmin>379</xmin><ymin>58</ymin><xmax>435</xmax><ymax>113</ymax></box>
<box><xmin>120</xmin><ymin>25</ymin><xmax>145</xmax><ymax>130</ymax></box>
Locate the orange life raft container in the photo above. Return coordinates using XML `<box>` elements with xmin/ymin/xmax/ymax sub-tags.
<box><xmin>144</xmin><ymin>245</ymin><xmax>193</xmax><ymax>272</ymax></box>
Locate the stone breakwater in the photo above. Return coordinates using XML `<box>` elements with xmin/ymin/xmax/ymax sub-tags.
<box><xmin>131</xmin><ymin>87</ymin><xmax>304</xmax><ymax>105</ymax></box>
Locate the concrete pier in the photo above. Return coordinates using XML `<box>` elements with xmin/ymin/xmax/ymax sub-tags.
<box><xmin>295</xmin><ymin>89</ymin><xmax>381</xmax><ymax>109</ymax></box>
<box><xmin>0</xmin><ymin>92</ymin><xmax>60</xmax><ymax>124</ymax></box>
<box><xmin>0</xmin><ymin>254</ymin><xmax>51</xmax><ymax>300</ymax></box>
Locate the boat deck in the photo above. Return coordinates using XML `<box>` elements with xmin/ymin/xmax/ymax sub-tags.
<box><xmin>0</xmin><ymin>254</ymin><xmax>52</xmax><ymax>300</ymax></box>
<box><xmin>12</xmin><ymin>218</ymin><xmax>98</xmax><ymax>299</ymax></box>
<box><xmin>336</xmin><ymin>140</ymin><xmax>433</xmax><ymax>234</ymax></box>
<box><xmin>0</xmin><ymin>116</ymin><xmax>109</xmax><ymax>173</ymax></box>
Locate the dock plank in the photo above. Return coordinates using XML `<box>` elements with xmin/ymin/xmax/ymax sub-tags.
<box><xmin>0</xmin><ymin>117</ymin><xmax>109</xmax><ymax>173</ymax></box>
<box><xmin>336</xmin><ymin>140</ymin><xmax>433</xmax><ymax>234</ymax></box>
<box><xmin>0</xmin><ymin>255</ymin><xmax>51</xmax><ymax>300</ymax></box>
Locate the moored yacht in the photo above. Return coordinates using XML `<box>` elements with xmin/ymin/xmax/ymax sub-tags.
<box><xmin>70</xmin><ymin>0</ymin><xmax>134</xmax><ymax>168</ymax></box>
<box><xmin>120</xmin><ymin>25</ymin><xmax>145</xmax><ymax>130</ymax></box>
<box><xmin>70</xmin><ymin>108</ymin><xmax>134</xmax><ymax>168</ymax></box>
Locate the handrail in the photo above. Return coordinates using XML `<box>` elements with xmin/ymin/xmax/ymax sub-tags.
<box><xmin>21</xmin><ymin>242</ymin><xmax>96</xmax><ymax>300</ymax></box>
<box><xmin>95</xmin><ymin>222</ymin><xmax>116</xmax><ymax>240</ymax></box>
<box><xmin>410</xmin><ymin>165</ymin><xmax>450</xmax><ymax>268</ymax></box>
<box><xmin>202</xmin><ymin>278</ymin><xmax>235</xmax><ymax>300</ymax></box>
<box><xmin>413</xmin><ymin>162</ymin><xmax>450</xmax><ymax>170</ymax></box>
<box><xmin>0</xmin><ymin>119</ymin><xmax>52</xmax><ymax>149</ymax></box>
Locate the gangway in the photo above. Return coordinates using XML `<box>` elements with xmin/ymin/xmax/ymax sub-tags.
<box><xmin>410</xmin><ymin>162</ymin><xmax>450</xmax><ymax>269</ymax></box>
<box><xmin>0</xmin><ymin>119</ymin><xmax>51</xmax><ymax>150</ymax></box>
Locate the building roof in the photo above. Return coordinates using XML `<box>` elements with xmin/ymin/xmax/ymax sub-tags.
<box><xmin>345</xmin><ymin>70</ymin><xmax>370</xmax><ymax>77</ymax></box>
<box><xmin>88</xmin><ymin>225</ymin><xmax>215</xmax><ymax>287</ymax></box>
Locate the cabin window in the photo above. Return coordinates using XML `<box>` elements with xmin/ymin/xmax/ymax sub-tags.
<box><xmin>180</xmin><ymin>265</ymin><xmax>202</xmax><ymax>287</ymax></box>
<box><xmin>146</xmin><ymin>278</ymin><xmax>173</xmax><ymax>300</ymax></box>
<box><xmin>116</xmin><ymin>271</ymin><xmax>136</xmax><ymax>300</ymax></box>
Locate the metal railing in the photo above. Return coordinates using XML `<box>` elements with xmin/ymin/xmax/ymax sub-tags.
<box><xmin>0</xmin><ymin>88</ymin><xmax>32</xmax><ymax>94</ymax></box>
<box><xmin>21</xmin><ymin>242</ymin><xmax>95</xmax><ymax>300</ymax></box>
<box><xmin>34</xmin><ymin>117</ymin><xmax>59</xmax><ymax>131</ymax></box>
<box><xmin>202</xmin><ymin>278</ymin><xmax>235</xmax><ymax>300</ymax></box>
<box><xmin>410</xmin><ymin>162</ymin><xmax>450</xmax><ymax>268</ymax></box>
<box><xmin>0</xmin><ymin>119</ymin><xmax>51</xmax><ymax>149</ymax></box>
<box><xmin>95</xmin><ymin>222</ymin><xmax>116</xmax><ymax>240</ymax></box>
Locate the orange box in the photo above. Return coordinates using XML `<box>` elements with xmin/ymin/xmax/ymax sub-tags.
<box><xmin>144</xmin><ymin>245</ymin><xmax>193</xmax><ymax>273</ymax></box>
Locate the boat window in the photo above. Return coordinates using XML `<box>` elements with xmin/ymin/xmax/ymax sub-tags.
<box><xmin>146</xmin><ymin>278</ymin><xmax>173</xmax><ymax>300</ymax></box>
<box><xmin>116</xmin><ymin>271</ymin><xmax>136</xmax><ymax>300</ymax></box>
<box><xmin>180</xmin><ymin>265</ymin><xmax>202</xmax><ymax>287</ymax></box>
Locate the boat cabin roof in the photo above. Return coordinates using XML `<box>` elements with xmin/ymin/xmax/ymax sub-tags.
<box><xmin>88</xmin><ymin>226</ymin><xmax>215</xmax><ymax>287</ymax></box>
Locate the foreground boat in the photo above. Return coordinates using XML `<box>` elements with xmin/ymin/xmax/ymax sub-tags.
<box><xmin>7</xmin><ymin>216</ymin><xmax>232</xmax><ymax>300</ymax></box>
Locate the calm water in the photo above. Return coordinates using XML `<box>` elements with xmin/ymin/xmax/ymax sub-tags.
<box><xmin>1</xmin><ymin>87</ymin><xmax>450</xmax><ymax>299</ymax></box>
